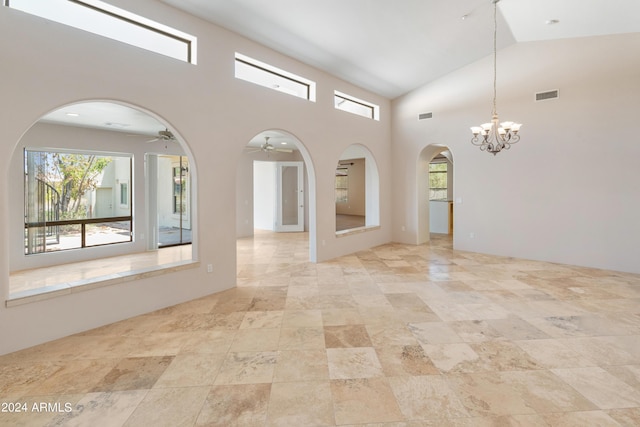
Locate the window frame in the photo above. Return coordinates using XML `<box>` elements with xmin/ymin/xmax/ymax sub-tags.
<box><xmin>334</xmin><ymin>90</ymin><xmax>380</xmax><ymax>121</ymax></box>
<box><xmin>5</xmin><ymin>0</ymin><xmax>198</xmax><ymax>64</ymax></box>
<box><xmin>119</xmin><ymin>182</ymin><xmax>129</xmax><ymax>207</ymax></box>
<box><xmin>23</xmin><ymin>147</ymin><xmax>133</xmax><ymax>254</ymax></box>
<box><xmin>235</xmin><ymin>52</ymin><xmax>317</xmax><ymax>102</ymax></box>
<box><xmin>335</xmin><ymin>167</ymin><xmax>349</xmax><ymax>204</ymax></box>
<box><xmin>428</xmin><ymin>160</ymin><xmax>448</xmax><ymax>201</ymax></box>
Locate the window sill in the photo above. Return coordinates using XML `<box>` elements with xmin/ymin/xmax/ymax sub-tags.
<box><xmin>6</xmin><ymin>260</ymin><xmax>199</xmax><ymax>307</ymax></box>
<box><xmin>335</xmin><ymin>225</ymin><xmax>381</xmax><ymax>238</ymax></box>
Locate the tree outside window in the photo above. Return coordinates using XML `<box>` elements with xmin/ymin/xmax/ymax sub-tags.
<box><xmin>429</xmin><ymin>162</ymin><xmax>447</xmax><ymax>200</ymax></box>
<box><xmin>24</xmin><ymin>149</ymin><xmax>132</xmax><ymax>254</ymax></box>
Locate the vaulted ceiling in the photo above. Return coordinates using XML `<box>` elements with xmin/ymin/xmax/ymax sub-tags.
<box><xmin>38</xmin><ymin>0</ymin><xmax>640</xmax><ymax>138</ymax></box>
<box><xmin>161</xmin><ymin>0</ymin><xmax>640</xmax><ymax>99</ymax></box>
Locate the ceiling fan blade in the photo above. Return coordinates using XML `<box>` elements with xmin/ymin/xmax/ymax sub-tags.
<box><xmin>146</xmin><ymin>137</ymin><xmax>160</xmax><ymax>143</ymax></box>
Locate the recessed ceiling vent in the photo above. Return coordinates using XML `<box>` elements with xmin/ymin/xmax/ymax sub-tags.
<box><xmin>535</xmin><ymin>90</ymin><xmax>559</xmax><ymax>102</ymax></box>
<box><xmin>418</xmin><ymin>112</ymin><xmax>433</xmax><ymax>120</ymax></box>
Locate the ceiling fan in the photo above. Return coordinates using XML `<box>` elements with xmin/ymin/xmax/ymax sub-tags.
<box><xmin>246</xmin><ymin>136</ymin><xmax>293</xmax><ymax>155</ymax></box>
<box><xmin>147</xmin><ymin>128</ymin><xmax>176</xmax><ymax>143</ymax></box>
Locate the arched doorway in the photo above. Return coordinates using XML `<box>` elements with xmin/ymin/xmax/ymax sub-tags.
<box><xmin>417</xmin><ymin>145</ymin><xmax>454</xmax><ymax>245</ymax></box>
<box><xmin>236</xmin><ymin>129</ymin><xmax>317</xmax><ymax>262</ymax></box>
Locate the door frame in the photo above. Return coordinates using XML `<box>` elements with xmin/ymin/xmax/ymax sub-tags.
<box><xmin>275</xmin><ymin>161</ymin><xmax>304</xmax><ymax>232</ymax></box>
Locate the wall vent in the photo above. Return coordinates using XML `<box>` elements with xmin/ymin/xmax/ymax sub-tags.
<box><xmin>418</xmin><ymin>112</ymin><xmax>433</xmax><ymax>120</ymax></box>
<box><xmin>535</xmin><ymin>90</ymin><xmax>559</xmax><ymax>102</ymax></box>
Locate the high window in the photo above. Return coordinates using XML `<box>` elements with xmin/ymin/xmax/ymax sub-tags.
<box><xmin>235</xmin><ymin>53</ymin><xmax>316</xmax><ymax>101</ymax></box>
<box><xmin>24</xmin><ymin>149</ymin><xmax>132</xmax><ymax>254</ymax></box>
<box><xmin>334</xmin><ymin>91</ymin><xmax>380</xmax><ymax>120</ymax></box>
<box><xmin>5</xmin><ymin>0</ymin><xmax>197</xmax><ymax>63</ymax></box>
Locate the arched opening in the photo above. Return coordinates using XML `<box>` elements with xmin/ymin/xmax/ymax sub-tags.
<box><xmin>335</xmin><ymin>144</ymin><xmax>380</xmax><ymax>234</ymax></box>
<box><xmin>417</xmin><ymin>145</ymin><xmax>454</xmax><ymax>245</ymax></box>
<box><xmin>8</xmin><ymin>100</ymin><xmax>198</xmax><ymax>300</ymax></box>
<box><xmin>236</xmin><ymin>129</ymin><xmax>317</xmax><ymax>263</ymax></box>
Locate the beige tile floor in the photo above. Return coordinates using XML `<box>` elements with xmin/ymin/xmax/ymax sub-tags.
<box><xmin>2</xmin><ymin>231</ymin><xmax>640</xmax><ymax>426</ymax></box>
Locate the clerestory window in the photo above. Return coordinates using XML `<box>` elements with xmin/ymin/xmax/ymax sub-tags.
<box><xmin>5</xmin><ymin>0</ymin><xmax>197</xmax><ymax>63</ymax></box>
<box><xmin>235</xmin><ymin>53</ymin><xmax>316</xmax><ymax>101</ymax></box>
<box><xmin>334</xmin><ymin>91</ymin><xmax>380</xmax><ymax>120</ymax></box>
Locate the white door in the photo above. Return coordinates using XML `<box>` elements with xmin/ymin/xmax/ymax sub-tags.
<box><xmin>275</xmin><ymin>162</ymin><xmax>304</xmax><ymax>232</ymax></box>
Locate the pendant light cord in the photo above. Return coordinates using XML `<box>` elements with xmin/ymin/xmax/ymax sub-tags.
<box><xmin>492</xmin><ymin>0</ymin><xmax>498</xmax><ymax>117</ymax></box>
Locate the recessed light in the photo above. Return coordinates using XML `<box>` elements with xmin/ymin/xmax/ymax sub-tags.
<box><xmin>65</xmin><ymin>112</ymin><xmax>80</xmax><ymax>117</ymax></box>
<box><xmin>104</xmin><ymin>122</ymin><xmax>130</xmax><ymax>128</ymax></box>
<box><xmin>545</xmin><ymin>19</ymin><xmax>560</xmax><ymax>25</ymax></box>
<box><xmin>280</xmin><ymin>142</ymin><xmax>287</xmax><ymax>145</ymax></box>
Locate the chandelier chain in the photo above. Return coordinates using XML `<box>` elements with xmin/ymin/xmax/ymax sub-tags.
<box><xmin>492</xmin><ymin>0</ymin><xmax>498</xmax><ymax>117</ymax></box>
<box><xmin>469</xmin><ymin>0</ymin><xmax>523</xmax><ymax>156</ymax></box>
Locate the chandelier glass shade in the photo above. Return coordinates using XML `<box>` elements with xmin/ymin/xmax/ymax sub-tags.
<box><xmin>471</xmin><ymin>0</ymin><xmax>522</xmax><ymax>155</ymax></box>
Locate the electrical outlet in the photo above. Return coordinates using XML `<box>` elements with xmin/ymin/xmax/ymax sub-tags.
<box><xmin>207</xmin><ymin>264</ymin><xmax>213</xmax><ymax>273</ymax></box>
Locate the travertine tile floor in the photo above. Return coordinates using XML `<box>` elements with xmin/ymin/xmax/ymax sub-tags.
<box><xmin>2</xmin><ymin>232</ymin><xmax>640</xmax><ymax>426</ymax></box>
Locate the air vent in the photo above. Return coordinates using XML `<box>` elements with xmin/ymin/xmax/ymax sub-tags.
<box><xmin>535</xmin><ymin>90</ymin><xmax>559</xmax><ymax>102</ymax></box>
<box><xmin>418</xmin><ymin>112</ymin><xmax>433</xmax><ymax>120</ymax></box>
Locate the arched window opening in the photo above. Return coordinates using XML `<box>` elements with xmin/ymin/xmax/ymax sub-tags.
<box><xmin>9</xmin><ymin>101</ymin><xmax>197</xmax><ymax>302</ymax></box>
<box><xmin>335</xmin><ymin>144</ymin><xmax>380</xmax><ymax>234</ymax></box>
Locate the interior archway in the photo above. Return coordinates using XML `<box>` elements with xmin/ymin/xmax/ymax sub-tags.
<box><xmin>417</xmin><ymin>144</ymin><xmax>454</xmax><ymax>245</ymax></box>
<box><xmin>335</xmin><ymin>144</ymin><xmax>380</xmax><ymax>233</ymax></box>
<box><xmin>236</xmin><ymin>129</ymin><xmax>317</xmax><ymax>262</ymax></box>
<box><xmin>8</xmin><ymin>100</ymin><xmax>198</xmax><ymax>298</ymax></box>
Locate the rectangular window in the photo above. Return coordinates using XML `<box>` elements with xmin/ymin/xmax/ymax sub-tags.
<box><xmin>235</xmin><ymin>52</ymin><xmax>316</xmax><ymax>101</ymax></box>
<box><xmin>429</xmin><ymin>162</ymin><xmax>448</xmax><ymax>201</ymax></box>
<box><xmin>334</xmin><ymin>91</ymin><xmax>380</xmax><ymax>120</ymax></box>
<box><xmin>335</xmin><ymin>168</ymin><xmax>348</xmax><ymax>203</ymax></box>
<box><xmin>24</xmin><ymin>149</ymin><xmax>132</xmax><ymax>254</ymax></box>
<box><xmin>5</xmin><ymin>0</ymin><xmax>197</xmax><ymax>64</ymax></box>
<box><xmin>120</xmin><ymin>182</ymin><xmax>128</xmax><ymax>206</ymax></box>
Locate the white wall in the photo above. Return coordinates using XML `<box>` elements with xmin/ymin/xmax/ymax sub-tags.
<box><xmin>113</xmin><ymin>157</ymin><xmax>132</xmax><ymax>217</ymax></box>
<box><xmin>392</xmin><ymin>33</ymin><xmax>640</xmax><ymax>274</ymax></box>
<box><xmin>253</xmin><ymin>161</ymin><xmax>277</xmax><ymax>230</ymax></box>
<box><xmin>429</xmin><ymin>201</ymin><xmax>449</xmax><ymax>234</ymax></box>
<box><xmin>0</xmin><ymin>0</ymin><xmax>391</xmax><ymax>354</ymax></box>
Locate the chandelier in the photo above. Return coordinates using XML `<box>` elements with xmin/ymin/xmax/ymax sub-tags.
<box><xmin>470</xmin><ymin>0</ymin><xmax>522</xmax><ymax>155</ymax></box>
